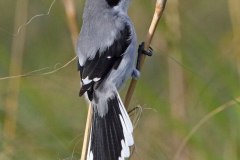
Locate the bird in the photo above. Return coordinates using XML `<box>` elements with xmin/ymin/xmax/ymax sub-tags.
<box><xmin>77</xmin><ymin>0</ymin><xmax>151</xmax><ymax>159</ymax></box>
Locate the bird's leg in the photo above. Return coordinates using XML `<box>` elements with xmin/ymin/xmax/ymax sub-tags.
<box><xmin>132</xmin><ymin>42</ymin><xmax>153</xmax><ymax>79</ymax></box>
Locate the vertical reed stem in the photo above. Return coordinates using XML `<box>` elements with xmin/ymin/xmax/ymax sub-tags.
<box><xmin>228</xmin><ymin>0</ymin><xmax>240</xmax><ymax>79</ymax></box>
<box><xmin>3</xmin><ymin>0</ymin><xmax>28</xmax><ymax>157</ymax></box>
<box><xmin>62</xmin><ymin>0</ymin><xmax>79</xmax><ymax>49</ymax></box>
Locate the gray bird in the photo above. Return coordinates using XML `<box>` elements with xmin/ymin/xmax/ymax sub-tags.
<box><xmin>77</xmin><ymin>0</ymin><xmax>141</xmax><ymax>159</ymax></box>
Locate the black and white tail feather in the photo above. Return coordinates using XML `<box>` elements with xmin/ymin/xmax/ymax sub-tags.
<box><xmin>87</xmin><ymin>92</ymin><xmax>133</xmax><ymax>160</ymax></box>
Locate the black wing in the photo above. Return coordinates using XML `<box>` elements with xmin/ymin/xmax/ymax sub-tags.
<box><xmin>78</xmin><ymin>24</ymin><xmax>131</xmax><ymax>100</ymax></box>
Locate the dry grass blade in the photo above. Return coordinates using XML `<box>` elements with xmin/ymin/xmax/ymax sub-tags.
<box><xmin>0</xmin><ymin>56</ymin><xmax>77</xmax><ymax>81</ymax></box>
<box><xmin>173</xmin><ymin>97</ymin><xmax>240</xmax><ymax>160</ymax></box>
<box><xmin>14</xmin><ymin>0</ymin><xmax>56</xmax><ymax>36</ymax></box>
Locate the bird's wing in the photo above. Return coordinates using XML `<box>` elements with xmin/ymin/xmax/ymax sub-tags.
<box><xmin>78</xmin><ymin>24</ymin><xmax>132</xmax><ymax>100</ymax></box>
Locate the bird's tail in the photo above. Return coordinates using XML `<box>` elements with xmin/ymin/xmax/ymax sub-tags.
<box><xmin>87</xmin><ymin>92</ymin><xmax>134</xmax><ymax>160</ymax></box>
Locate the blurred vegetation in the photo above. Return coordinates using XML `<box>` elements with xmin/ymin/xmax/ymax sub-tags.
<box><xmin>0</xmin><ymin>0</ymin><xmax>240</xmax><ymax>160</ymax></box>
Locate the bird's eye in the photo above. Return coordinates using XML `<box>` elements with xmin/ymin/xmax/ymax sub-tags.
<box><xmin>105</xmin><ymin>0</ymin><xmax>120</xmax><ymax>7</ymax></box>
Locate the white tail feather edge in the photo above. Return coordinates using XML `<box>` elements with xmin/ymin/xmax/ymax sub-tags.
<box><xmin>87</xmin><ymin>126</ymin><xmax>93</xmax><ymax>160</ymax></box>
<box><xmin>117</xmin><ymin>93</ymin><xmax>134</xmax><ymax>159</ymax></box>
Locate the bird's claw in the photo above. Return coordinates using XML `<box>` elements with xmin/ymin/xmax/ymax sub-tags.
<box><xmin>136</xmin><ymin>42</ymin><xmax>153</xmax><ymax>70</ymax></box>
<box><xmin>138</xmin><ymin>42</ymin><xmax>153</xmax><ymax>56</ymax></box>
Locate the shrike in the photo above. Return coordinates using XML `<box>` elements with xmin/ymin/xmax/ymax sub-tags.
<box><xmin>77</xmin><ymin>0</ymin><xmax>151</xmax><ymax>159</ymax></box>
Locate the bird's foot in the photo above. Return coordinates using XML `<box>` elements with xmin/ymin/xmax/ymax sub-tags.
<box><xmin>138</xmin><ymin>42</ymin><xmax>153</xmax><ymax>56</ymax></box>
<box><xmin>136</xmin><ymin>42</ymin><xmax>153</xmax><ymax>70</ymax></box>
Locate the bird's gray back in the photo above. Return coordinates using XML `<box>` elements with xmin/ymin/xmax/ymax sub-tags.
<box><xmin>77</xmin><ymin>0</ymin><xmax>132</xmax><ymax>66</ymax></box>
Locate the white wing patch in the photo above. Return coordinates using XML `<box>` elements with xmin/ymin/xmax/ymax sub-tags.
<box><xmin>93</xmin><ymin>77</ymin><xmax>101</xmax><ymax>82</ymax></box>
<box><xmin>82</xmin><ymin>77</ymin><xmax>100</xmax><ymax>84</ymax></box>
<box><xmin>82</xmin><ymin>76</ymin><xmax>92</xmax><ymax>85</ymax></box>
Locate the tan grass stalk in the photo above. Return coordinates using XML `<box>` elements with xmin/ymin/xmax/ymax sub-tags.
<box><xmin>3</xmin><ymin>0</ymin><xmax>29</xmax><ymax>157</ymax></box>
<box><xmin>0</xmin><ymin>56</ymin><xmax>77</xmax><ymax>80</ymax></box>
<box><xmin>166</xmin><ymin>0</ymin><xmax>185</xmax><ymax>120</ymax></box>
<box><xmin>124</xmin><ymin>0</ymin><xmax>167</xmax><ymax>109</ymax></box>
<box><xmin>62</xmin><ymin>0</ymin><xmax>79</xmax><ymax>49</ymax></box>
<box><xmin>228</xmin><ymin>0</ymin><xmax>240</xmax><ymax>78</ymax></box>
<box><xmin>165</xmin><ymin>1</ymin><xmax>189</xmax><ymax>159</ymax></box>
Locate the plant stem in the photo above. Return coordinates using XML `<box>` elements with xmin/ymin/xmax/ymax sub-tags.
<box><xmin>3</xmin><ymin>0</ymin><xmax>28</xmax><ymax>157</ymax></box>
<box><xmin>124</xmin><ymin>0</ymin><xmax>167</xmax><ymax>109</ymax></box>
<box><xmin>62</xmin><ymin>0</ymin><xmax>79</xmax><ymax>49</ymax></box>
<box><xmin>228</xmin><ymin>0</ymin><xmax>240</xmax><ymax>79</ymax></box>
<box><xmin>80</xmin><ymin>105</ymin><xmax>93</xmax><ymax>160</ymax></box>
<box><xmin>165</xmin><ymin>0</ymin><xmax>189</xmax><ymax>159</ymax></box>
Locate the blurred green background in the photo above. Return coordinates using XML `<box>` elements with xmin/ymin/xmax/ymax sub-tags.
<box><xmin>0</xmin><ymin>0</ymin><xmax>240</xmax><ymax>159</ymax></box>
